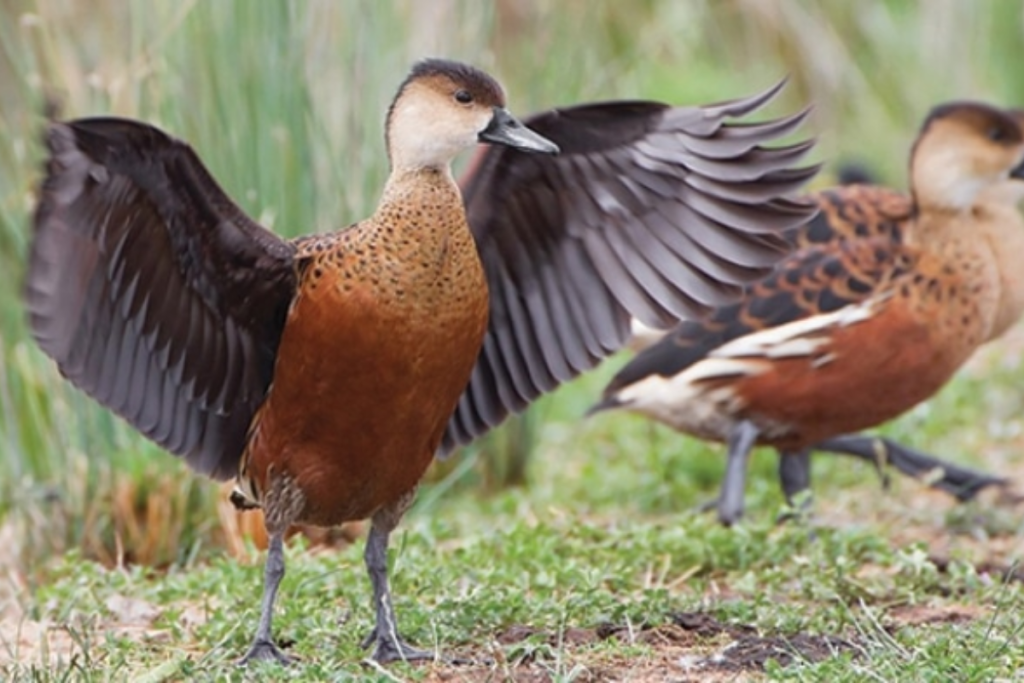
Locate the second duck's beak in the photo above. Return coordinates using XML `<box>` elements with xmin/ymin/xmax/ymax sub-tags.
<box><xmin>1011</xmin><ymin>157</ymin><xmax>1024</xmax><ymax>180</ymax></box>
<box><xmin>479</xmin><ymin>107</ymin><xmax>559</xmax><ymax>155</ymax></box>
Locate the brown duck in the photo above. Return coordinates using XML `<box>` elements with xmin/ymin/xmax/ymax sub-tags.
<box><xmin>756</xmin><ymin>113</ymin><xmax>1024</xmax><ymax>515</ymax></box>
<box><xmin>593</xmin><ymin>102</ymin><xmax>1024</xmax><ymax>525</ymax></box>
<box><xmin>25</xmin><ymin>60</ymin><xmax>816</xmax><ymax>662</ymax></box>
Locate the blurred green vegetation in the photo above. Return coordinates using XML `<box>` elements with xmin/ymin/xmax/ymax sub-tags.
<box><xmin>0</xmin><ymin>0</ymin><xmax>1022</xmax><ymax>584</ymax></box>
<box><xmin>4</xmin><ymin>1</ymin><xmax>1024</xmax><ymax>678</ymax></box>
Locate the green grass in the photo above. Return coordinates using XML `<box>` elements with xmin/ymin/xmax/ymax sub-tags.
<box><xmin>5</xmin><ymin>488</ymin><xmax>1024</xmax><ymax>680</ymax></box>
<box><xmin>2</xmin><ymin>0</ymin><xmax>1024</xmax><ymax>680</ymax></box>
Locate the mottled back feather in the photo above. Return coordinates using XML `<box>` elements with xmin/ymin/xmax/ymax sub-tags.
<box><xmin>602</xmin><ymin>236</ymin><xmax>917</xmax><ymax>396</ymax></box>
<box><xmin>784</xmin><ymin>186</ymin><xmax>911</xmax><ymax>250</ymax></box>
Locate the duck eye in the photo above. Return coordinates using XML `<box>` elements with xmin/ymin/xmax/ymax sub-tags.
<box><xmin>454</xmin><ymin>90</ymin><xmax>473</xmax><ymax>104</ymax></box>
<box><xmin>988</xmin><ymin>126</ymin><xmax>1008</xmax><ymax>142</ymax></box>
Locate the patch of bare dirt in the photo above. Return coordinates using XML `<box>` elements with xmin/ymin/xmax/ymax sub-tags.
<box><xmin>886</xmin><ymin>603</ymin><xmax>986</xmax><ymax>630</ymax></box>
<box><xmin>422</xmin><ymin>645</ymin><xmax>766</xmax><ymax>683</ymax></box>
<box><xmin>669</xmin><ymin>612</ymin><xmax>859</xmax><ymax>675</ymax></box>
<box><xmin>679</xmin><ymin>633</ymin><xmax>859</xmax><ymax>674</ymax></box>
<box><xmin>419</xmin><ymin>612</ymin><xmax>855</xmax><ymax>682</ymax></box>
<box><xmin>668</xmin><ymin>611</ymin><xmax>757</xmax><ymax>640</ymax></box>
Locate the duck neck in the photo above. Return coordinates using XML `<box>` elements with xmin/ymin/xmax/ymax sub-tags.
<box><xmin>905</xmin><ymin>202</ymin><xmax>971</xmax><ymax>246</ymax></box>
<box><xmin>377</xmin><ymin>164</ymin><xmax>463</xmax><ymax>222</ymax></box>
<box><xmin>372</xmin><ymin>163</ymin><xmax>470</xmax><ymax>256</ymax></box>
<box><xmin>381</xmin><ymin>163</ymin><xmax>457</xmax><ymax>201</ymax></box>
<box><xmin>975</xmin><ymin>201</ymin><xmax>1024</xmax><ymax>341</ymax></box>
<box><xmin>909</xmin><ymin>199</ymin><xmax>1024</xmax><ymax>343</ymax></box>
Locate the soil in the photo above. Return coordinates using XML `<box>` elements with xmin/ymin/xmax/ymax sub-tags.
<box><xmin>411</xmin><ymin>611</ymin><xmax>865</xmax><ymax>682</ymax></box>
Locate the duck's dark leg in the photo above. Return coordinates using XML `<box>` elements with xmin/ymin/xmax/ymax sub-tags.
<box><xmin>776</xmin><ymin>449</ymin><xmax>812</xmax><ymax>522</ymax></box>
<box><xmin>813</xmin><ymin>435</ymin><xmax>890</xmax><ymax>490</ymax></box>
<box><xmin>361</xmin><ymin>490</ymin><xmax>433</xmax><ymax>663</ymax></box>
<box><xmin>238</xmin><ymin>532</ymin><xmax>296</xmax><ymax>665</ymax></box>
<box><xmin>718</xmin><ymin>420</ymin><xmax>760</xmax><ymax>526</ymax></box>
<box><xmin>814</xmin><ymin>434</ymin><xmax>1006</xmax><ymax>501</ymax></box>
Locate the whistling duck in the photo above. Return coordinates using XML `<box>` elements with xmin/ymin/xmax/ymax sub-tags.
<box><xmin>625</xmin><ymin>183</ymin><xmax>1006</xmax><ymax>511</ymax></box>
<box><xmin>592</xmin><ymin>101</ymin><xmax>1024</xmax><ymax>525</ymax></box>
<box><xmin>771</xmin><ymin>147</ymin><xmax>1024</xmax><ymax>511</ymax></box>
<box><xmin>25</xmin><ymin>60</ymin><xmax>817</xmax><ymax>663</ymax></box>
<box><xmin>763</xmin><ymin>179</ymin><xmax>1017</xmax><ymax>511</ymax></box>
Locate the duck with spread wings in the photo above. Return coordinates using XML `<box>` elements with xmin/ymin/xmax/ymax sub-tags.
<box><xmin>25</xmin><ymin>60</ymin><xmax>816</xmax><ymax>663</ymax></box>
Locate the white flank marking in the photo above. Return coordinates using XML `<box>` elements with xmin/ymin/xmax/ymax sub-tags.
<box><xmin>711</xmin><ymin>297</ymin><xmax>879</xmax><ymax>361</ymax></box>
<box><xmin>611</xmin><ymin>295</ymin><xmax>886</xmax><ymax>440</ymax></box>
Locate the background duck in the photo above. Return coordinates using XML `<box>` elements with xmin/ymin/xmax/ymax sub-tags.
<box><xmin>737</xmin><ymin>111</ymin><xmax>1024</xmax><ymax>518</ymax></box>
<box><xmin>592</xmin><ymin>101</ymin><xmax>1024</xmax><ymax>525</ymax></box>
<box><xmin>624</xmin><ymin>121</ymin><xmax>1024</xmax><ymax>519</ymax></box>
<box><xmin>24</xmin><ymin>59</ymin><xmax>819</xmax><ymax>663</ymax></box>
<box><xmin>759</xmin><ymin>171</ymin><xmax>1024</xmax><ymax>514</ymax></box>
<box><xmin>623</xmin><ymin>179</ymin><xmax>1009</xmax><ymax>517</ymax></box>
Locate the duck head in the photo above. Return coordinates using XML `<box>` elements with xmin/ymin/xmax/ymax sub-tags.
<box><xmin>385</xmin><ymin>58</ymin><xmax>558</xmax><ymax>173</ymax></box>
<box><xmin>910</xmin><ymin>101</ymin><xmax>1024</xmax><ymax>212</ymax></box>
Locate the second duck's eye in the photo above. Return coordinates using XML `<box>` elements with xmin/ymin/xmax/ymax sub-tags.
<box><xmin>454</xmin><ymin>90</ymin><xmax>473</xmax><ymax>104</ymax></box>
<box><xmin>987</xmin><ymin>126</ymin><xmax>1008</xmax><ymax>142</ymax></box>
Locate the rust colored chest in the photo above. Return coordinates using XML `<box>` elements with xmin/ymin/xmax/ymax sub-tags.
<box><xmin>243</xmin><ymin>175</ymin><xmax>489</xmax><ymax>526</ymax></box>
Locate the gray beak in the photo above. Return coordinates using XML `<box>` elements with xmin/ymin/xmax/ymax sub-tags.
<box><xmin>479</xmin><ymin>107</ymin><xmax>559</xmax><ymax>155</ymax></box>
<box><xmin>1012</xmin><ymin>158</ymin><xmax>1024</xmax><ymax>180</ymax></box>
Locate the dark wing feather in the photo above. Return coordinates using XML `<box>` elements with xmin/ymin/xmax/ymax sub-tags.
<box><xmin>25</xmin><ymin>118</ymin><xmax>297</xmax><ymax>480</ymax></box>
<box><xmin>441</xmin><ymin>82</ymin><xmax>821</xmax><ymax>454</ymax></box>
<box><xmin>601</xmin><ymin>238</ymin><xmax>911</xmax><ymax>398</ymax></box>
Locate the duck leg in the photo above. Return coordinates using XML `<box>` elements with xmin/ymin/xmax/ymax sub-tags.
<box><xmin>238</xmin><ymin>532</ymin><xmax>297</xmax><ymax>665</ymax></box>
<box><xmin>813</xmin><ymin>435</ymin><xmax>890</xmax><ymax>490</ymax></box>
<box><xmin>814</xmin><ymin>434</ymin><xmax>1006</xmax><ymax>501</ymax></box>
<box><xmin>776</xmin><ymin>449</ymin><xmax>813</xmax><ymax>522</ymax></box>
<box><xmin>717</xmin><ymin>420</ymin><xmax>760</xmax><ymax>526</ymax></box>
<box><xmin>361</xmin><ymin>491</ymin><xmax>433</xmax><ymax>663</ymax></box>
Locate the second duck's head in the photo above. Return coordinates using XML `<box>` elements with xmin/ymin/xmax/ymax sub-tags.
<box><xmin>385</xmin><ymin>58</ymin><xmax>559</xmax><ymax>172</ymax></box>
<box><xmin>911</xmin><ymin>101</ymin><xmax>1024</xmax><ymax>211</ymax></box>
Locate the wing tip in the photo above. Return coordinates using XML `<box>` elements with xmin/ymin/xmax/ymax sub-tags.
<box><xmin>702</xmin><ymin>76</ymin><xmax>790</xmax><ymax>120</ymax></box>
